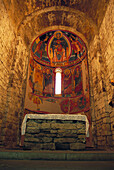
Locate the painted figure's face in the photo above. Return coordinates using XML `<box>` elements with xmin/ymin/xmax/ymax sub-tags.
<box><xmin>64</xmin><ymin>69</ymin><xmax>70</xmax><ymax>76</ymax></box>
<box><xmin>46</xmin><ymin>69</ymin><xmax>50</xmax><ymax>74</ymax></box>
<box><xmin>56</xmin><ymin>33</ymin><xmax>61</xmax><ymax>39</ymax></box>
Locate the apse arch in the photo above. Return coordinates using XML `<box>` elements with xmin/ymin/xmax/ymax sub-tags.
<box><xmin>17</xmin><ymin>6</ymin><xmax>98</xmax><ymax>47</ymax></box>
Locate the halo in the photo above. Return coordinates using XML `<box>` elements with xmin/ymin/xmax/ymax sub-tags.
<box><xmin>54</xmin><ymin>31</ymin><xmax>63</xmax><ymax>39</ymax></box>
<box><xmin>64</xmin><ymin>69</ymin><xmax>71</xmax><ymax>76</ymax></box>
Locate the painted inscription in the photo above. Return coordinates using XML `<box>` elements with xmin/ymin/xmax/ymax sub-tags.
<box><xmin>37</xmin><ymin>0</ymin><xmax>82</xmax><ymax>8</ymax></box>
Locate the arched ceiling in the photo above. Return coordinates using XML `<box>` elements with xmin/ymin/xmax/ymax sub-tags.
<box><xmin>3</xmin><ymin>0</ymin><xmax>110</xmax><ymax>45</ymax></box>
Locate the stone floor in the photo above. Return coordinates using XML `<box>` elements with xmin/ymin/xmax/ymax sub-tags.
<box><xmin>0</xmin><ymin>149</ymin><xmax>114</xmax><ymax>161</ymax></box>
<box><xmin>0</xmin><ymin>160</ymin><xmax>114</xmax><ymax>170</ymax></box>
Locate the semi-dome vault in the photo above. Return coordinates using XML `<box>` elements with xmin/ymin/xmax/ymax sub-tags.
<box><xmin>31</xmin><ymin>30</ymin><xmax>87</xmax><ymax>67</ymax></box>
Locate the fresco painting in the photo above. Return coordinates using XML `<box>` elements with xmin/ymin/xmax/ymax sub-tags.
<box><xmin>31</xmin><ymin>30</ymin><xmax>86</xmax><ymax>67</ymax></box>
<box><xmin>29</xmin><ymin>58</ymin><xmax>43</xmax><ymax>95</ymax></box>
<box><xmin>25</xmin><ymin>30</ymin><xmax>90</xmax><ymax>114</ymax></box>
<box><xmin>62</xmin><ymin>64</ymin><xmax>83</xmax><ymax>97</ymax></box>
<box><xmin>74</xmin><ymin>65</ymin><xmax>83</xmax><ymax>96</ymax></box>
<box><xmin>33</xmin><ymin>64</ymin><xmax>43</xmax><ymax>95</ymax></box>
<box><xmin>70</xmin><ymin>99</ymin><xmax>77</xmax><ymax>112</ymax></box>
<box><xmin>45</xmin><ymin>98</ymin><xmax>56</xmax><ymax>103</ymax></box>
<box><xmin>32</xmin><ymin>34</ymin><xmax>49</xmax><ymax>62</ymax></box>
<box><xmin>29</xmin><ymin>58</ymin><xmax>34</xmax><ymax>93</ymax></box>
<box><xmin>69</xmin><ymin>34</ymin><xmax>85</xmax><ymax>62</ymax></box>
<box><xmin>28</xmin><ymin>92</ymin><xmax>42</xmax><ymax>111</ymax></box>
<box><xmin>48</xmin><ymin>31</ymin><xmax>71</xmax><ymax>66</ymax></box>
<box><xmin>43</xmin><ymin>68</ymin><xmax>53</xmax><ymax>97</ymax></box>
<box><xmin>63</xmin><ymin>69</ymin><xmax>72</xmax><ymax>96</ymax></box>
<box><xmin>77</xmin><ymin>96</ymin><xmax>86</xmax><ymax>109</ymax></box>
<box><xmin>60</xmin><ymin>99</ymin><xmax>70</xmax><ymax>113</ymax></box>
<box><xmin>60</xmin><ymin>95</ymin><xmax>89</xmax><ymax>114</ymax></box>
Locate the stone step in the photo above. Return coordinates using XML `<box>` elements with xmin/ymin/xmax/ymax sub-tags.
<box><xmin>0</xmin><ymin>150</ymin><xmax>114</xmax><ymax>161</ymax></box>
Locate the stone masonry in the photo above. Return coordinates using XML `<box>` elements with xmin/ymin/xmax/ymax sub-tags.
<box><xmin>0</xmin><ymin>0</ymin><xmax>28</xmax><ymax>148</ymax></box>
<box><xmin>24</xmin><ymin>119</ymin><xmax>86</xmax><ymax>150</ymax></box>
<box><xmin>88</xmin><ymin>0</ymin><xmax>114</xmax><ymax>149</ymax></box>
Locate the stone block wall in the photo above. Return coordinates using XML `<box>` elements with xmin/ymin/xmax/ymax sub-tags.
<box><xmin>3</xmin><ymin>36</ymin><xmax>29</xmax><ymax>148</ymax></box>
<box><xmin>24</xmin><ymin>119</ymin><xmax>86</xmax><ymax>150</ymax></box>
<box><xmin>0</xmin><ymin>0</ymin><xmax>15</xmax><ymax>147</ymax></box>
<box><xmin>99</xmin><ymin>0</ymin><xmax>114</xmax><ymax>148</ymax></box>
<box><xmin>0</xmin><ymin>0</ymin><xmax>28</xmax><ymax>148</ymax></box>
<box><xmin>88</xmin><ymin>0</ymin><xmax>114</xmax><ymax>149</ymax></box>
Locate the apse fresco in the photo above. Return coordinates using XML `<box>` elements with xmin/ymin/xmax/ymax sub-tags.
<box><xmin>31</xmin><ymin>30</ymin><xmax>86</xmax><ymax>67</ymax></box>
<box><xmin>43</xmin><ymin>68</ymin><xmax>53</xmax><ymax>97</ymax></box>
<box><xmin>63</xmin><ymin>69</ymin><xmax>72</xmax><ymax>96</ymax></box>
<box><xmin>25</xmin><ymin>30</ymin><xmax>90</xmax><ymax>114</ymax></box>
<box><xmin>74</xmin><ymin>65</ymin><xmax>83</xmax><ymax>96</ymax></box>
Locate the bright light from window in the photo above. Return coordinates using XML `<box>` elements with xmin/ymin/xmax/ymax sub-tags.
<box><xmin>55</xmin><ymin>68</ymin><xmax>62</xmax><ymax>95</ymax></box>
